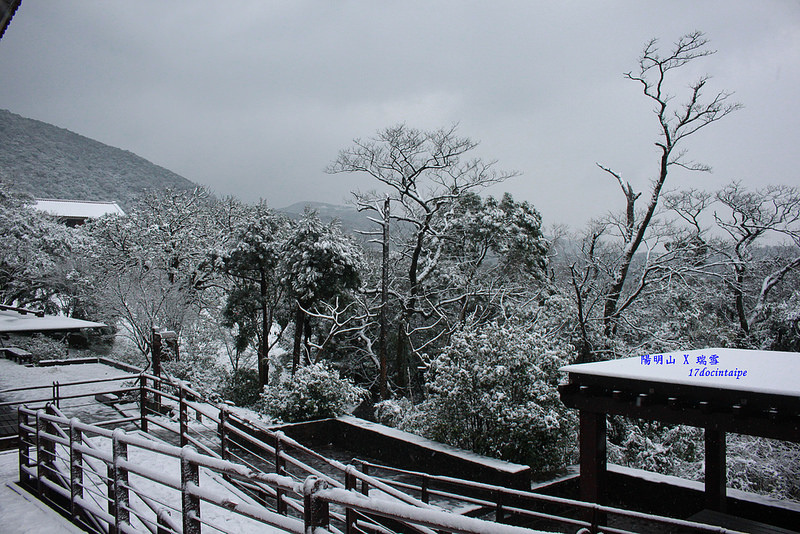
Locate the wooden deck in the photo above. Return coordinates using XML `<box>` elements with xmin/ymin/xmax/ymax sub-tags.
<box><xmin>690</xmin><ymin>509</ymin><xmax>799</xmax><ymax>534</ymax></box>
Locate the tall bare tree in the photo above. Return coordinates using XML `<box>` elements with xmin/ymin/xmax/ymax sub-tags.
<box><xmin>328</xmin><ymin>124</ymin><xmax>519</xmax><ymax>392</ymax></box>
<box><xmin>596</xmin><ymin>31</ymin><xmax>741</xmax><ymax>338</ymax></box>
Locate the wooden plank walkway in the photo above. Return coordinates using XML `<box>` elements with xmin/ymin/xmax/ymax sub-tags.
<box><xmin>690</xmin><ymin>509</ymin><xmax>799</xmax><ymax>534</ymax></box>
<box><xmin>0</xmin><ymin>450</ymin><xmax>84</xmax><ymax>533</ymax></box>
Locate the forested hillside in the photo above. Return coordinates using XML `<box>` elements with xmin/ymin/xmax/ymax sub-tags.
<box><xmin>0</xmin><ymin>109</ymin><xmax>196</xmax><ymax>208</ymax></box>
<box><xmin>1</xmin><ymin>33</ymin><xmax>799</xmax><ymax>505</ymax></box>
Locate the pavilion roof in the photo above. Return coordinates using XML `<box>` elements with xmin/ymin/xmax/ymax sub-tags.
<box><xmin>0</xmin><ymin>309</ymin><xmax>106</xmax><ymax>333</ymax></box>
<box><xmin>33</xmin><ymin>199</ymin><xmax>125</xmax><ymax>220</ymax></box>
<box><xmin>559</xmin><ymin>347</ymin><xmax>800</xmax><ymax>398</ymax></box>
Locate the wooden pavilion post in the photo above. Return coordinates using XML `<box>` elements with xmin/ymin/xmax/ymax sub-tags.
<box><xmin>579</xmin><ymin>410</ymin><xmax>607</xmax><ymax>504</ymax></box>
<box><xmin>705</xmin><ymin>428</ymin><xmax>726</xmax><ymax>512</ymax></box>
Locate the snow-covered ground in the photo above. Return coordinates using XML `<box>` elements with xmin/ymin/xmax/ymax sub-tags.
<box><xmin>0</xmin><ymin>358</ymin><xmax>136</xmax><ymax>403</ymax></box>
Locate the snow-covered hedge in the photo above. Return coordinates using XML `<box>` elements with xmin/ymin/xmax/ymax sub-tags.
<box><xmin>407</xmin><ymin>321</ymin><xmax>577</xmax><ymax>474</ymax></box>
<box><xmin>260</xmin><ymin>362</ymin><xmax>366</xmax><ymax>422</ymax></box>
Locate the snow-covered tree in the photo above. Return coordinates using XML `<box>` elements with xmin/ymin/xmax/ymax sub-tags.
<box><xmin>328</xmin><ymin>125</ymin><xmax>549</xmax><ymax>394</ymax></box>
<box><xmin>665</xmin><ymin>182</ymin><xmax>800</xmax><ymax>346</ymax></box>
<box><xmin>280</xmin><ymin>210</ymin><xmax>364</xmax><ymax>373</ymax></box>
<box><xmin>410</xmin><ymin>320</ymin><xmax>576</xmax><ymax>473</ymax></box>
<box><xmin>580</xmin><ymin>32</ymin><xmax>740</xmax><ymax>353</ymax></box>
<box><xmin>218</xmin><ymin>204</ymin><xmax>289</xmax><ymax>385</ymax></box>
<box><xmin>88</xmin><ymin>188</ymin><xmax>238</xmax><ymax>357</ymax></box>
<box><xmin>0</xmin><ymin>182</ymin><xmax>96</xmax><ymax>316</ymax></box>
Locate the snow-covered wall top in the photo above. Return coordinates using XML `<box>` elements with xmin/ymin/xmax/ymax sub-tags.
<box><xmin>338</xmin><ymin>416</ymin><xmax>529</xmax><ymax>473</ymax></box>
<box><xmin>559</xmin><ymin>348</ymin><xmax>800</xmax><ymax>397</ymax></box>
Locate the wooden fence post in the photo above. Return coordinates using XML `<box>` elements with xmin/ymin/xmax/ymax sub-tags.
<box><xmin>18</xmin><ymin>409</ymin><xmax>30</xmax><ymax>486</ymax></box>
<box><xmin>179</xmin><ymin>386</ymin><xmax>188</xmax><ymax>447</ymax></box>
<box><xmin>106</xmin><ymin>463</ymin><xmax>116</xmax><ymax>534</ymax></box>
<box><xmin>275</xmin><ymin>431</ymin><xmax>287</xmax><ymax>515</ymax></box>
<box><xmin>495</xmin><ymin>490</ymin><xmax>505</xmax><ymax>523</ymax></box>
<box><xmin>359</xmin><ymin>461</ymin><xmax>370</xmax><ymax>496</ymax></box>
<box><xmin>218</xmin><ymin>406</ymin><xmax>228</xmax><ymax>461</ymax></box>
<box><xmin>35</xmin><ymin>410</ymin><xmax>46</xmax><ymax>494</ymax></box>
<box><xmin>151</xmin><ymin>329</ymin><xmax>162</xmax><ymax>414</ymax></box>
<box><xmin>181</xmin><ymin>446</ymin><xmax>201</xmax><ymax>534</ymax></box>
<box><xmin>139</xmin><ymin>375</ymin><xmax>148</xmax><ymax>433</ymax></box>
<box><xmin>303</xmin><ymin>476</ymin><xmax>330</xmax><ymax>533</ymax></box>
<box><xmin>70</xmin><ymin>419</ymin><xmax>84</xmax><ymax>521</ymax></box>
<box><xmin>345</xmin><ymin>469</ymin><xmax>357</xmax><ymax>534</ymax></box>
<box><xmin>111</xmin><ymin>429</ymin><xmax>131</xmax><ymax>533</ymax></box>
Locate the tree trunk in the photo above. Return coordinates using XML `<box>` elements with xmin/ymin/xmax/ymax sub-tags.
<box><xmin>602</xmin><ymin>148</ymin><xmax>670</xmax><ymax>337</ymax></box>
<box><xmin>292</xmin><ymin>303</ymin><xmax>304</xmax><ymax>375</ymax></box>
<box><xmin>303</xmin><ymin>314</ymin><xmax>312</xmax><ymax>365</ymax></box>
<box><xmin>395</xmin><ymin>321</ymin><xmax>407</xmax><ymax>391</ymax></box>
<box><xmin>733</xmin><ymin>265</ymin><xmax>749</xmax><ymax>334</ymax></box>
<box><xmin>379</xmin><ymin>197</ymin><xmax>390</xmax><ymax>400</ymax></box>
<box><xmin>258</xmin><ymin>270</ymin><xmax>270</xmax><ymax>386</ymax></box>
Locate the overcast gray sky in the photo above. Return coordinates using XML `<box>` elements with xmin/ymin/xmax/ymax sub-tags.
<box><xmin>1</xmin><ymin>1</ymin><xmax>798</xmax><ymax>229</ymax></box>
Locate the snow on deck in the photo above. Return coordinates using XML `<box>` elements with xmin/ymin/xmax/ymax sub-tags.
<box><xmin>0</xmin><ymin>450</ymin><xmax>84</xmax><ymax>533</ymax></box>
<box><xmin>77</xmin><ymin>434</ymin><xmax>288</xmax><ymax>533</ymax></box>
<box><xmin>0</xmin><ymin>359</ymin><xmax>135</xmax><ymax>402</ymax></box>
<box><xmin>559</xmin><ymin>347</ymin><xmax>800</xmax><ymax>397</ymax></box>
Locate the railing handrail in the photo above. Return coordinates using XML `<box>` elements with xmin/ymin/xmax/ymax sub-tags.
<box><xmin>0</xmin><ymin>373</ymin><xmax>135</xmax><ymax>395</ymax></box>
<box><xmin>8</xmin><ymin>367</ymin><xmax>750</xmax><ymax>534</ymax></box>
<box><xmin>21</xmin><ymin>409</ymin><xmax>554</xmax><ymax>534</ymax></box>
<box><xmin>353</xmin><ymin>459</ymin><xmax>746</xmax><ymax>534</ymax></box>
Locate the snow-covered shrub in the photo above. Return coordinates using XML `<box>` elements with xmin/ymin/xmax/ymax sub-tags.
<box><xmin>217</xmin><ymin>368</ymin><xmax>262</xmax><ymax>408</ymax></box>
<box><xmin>260</xmin><ymin>362</ymin><xmax>366</xmax><ymax>423</ymax></box>
<box><xmin>374</xmin><ymin>398</ymin><xmax>422</xmax><ymax>428</ymax></box>
<box><xmin>15</xmin><ymin>334</ymin><xmax>67</xmax><ymax>362</ymax></box>
<box><xmin>409</xmin><ymin>321</ymin><xmax>576</xmax><ymax>474</ymax></box>
<box><xmin>727</xmin><ymin>435</ymin><xmax>800</xmax><ymax>502</ymax></box>
<box><xmin>607</xmin><ymin>419</ymin><xmax>703</xmax><ymax>479</ymax></box>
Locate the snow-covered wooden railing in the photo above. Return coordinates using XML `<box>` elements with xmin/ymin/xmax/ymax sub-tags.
<box><xmin>138</xmin><ymin>373</ymin><xmax>446</xmax><ymax>534</ymax></box>
<box><xmin>5</xmin><ymin>367</ymin><xmax>752</xmax><ymax>533</ymax></box>
<box><xmin>0</xmin><ymin>372</ymin><xmax>138</xmax><ymax>449</ymax></box>
<box><xmin>353</xmin><ymin>460</ymin><xmax>747</xmax><ymax>534</ymax></box>
<box><xmin>17</xmin><ymin>406</ymin><xmax>561</xmax><ymax>534</ymax></box>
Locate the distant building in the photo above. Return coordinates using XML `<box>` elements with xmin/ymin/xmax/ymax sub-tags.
<box><xmin>33</xmin><ymin>198</ymin><xmax>125</xmax><ymax>226</ymax></box>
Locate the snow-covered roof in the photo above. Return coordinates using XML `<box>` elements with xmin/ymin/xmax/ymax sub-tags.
<box><xmin>560</xmin><ymin>347</ymin><xmax>800</xmax><ymax>397</ymax></box>
<box><xmin>33</xmin><ymin>198</ymin><xmax>125</xmax><ymax>219</ymax></box>
<box><xmin>0</xmin><ymin>309</ymin><xmax>105</xmax><ymax>332</ymax></box>
<box><xmin>0</xmin><ymin>0</ymin><xmax>21</xmax><ymax>41</ymax></box>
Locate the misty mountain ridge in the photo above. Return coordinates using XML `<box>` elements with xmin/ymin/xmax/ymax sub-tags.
<box><xmin>278</xmin><ymin>200</ymin><xmax>377</xmax><ymax>235</ymax></box>
<box><xmin>0</xmin><ymin>109</ymin><xmax>196</xmax><ymax>210</ymax></box>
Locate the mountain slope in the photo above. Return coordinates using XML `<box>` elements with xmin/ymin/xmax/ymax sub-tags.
<box><xmin>0</xmin><ymin>109</ymin><xmax>197</xmax><ymax>209</ymax></box>
<box><xmin>278</xmin><ymin>200</ymin><xmax>376</xmax><ymax>234</ymax></box>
